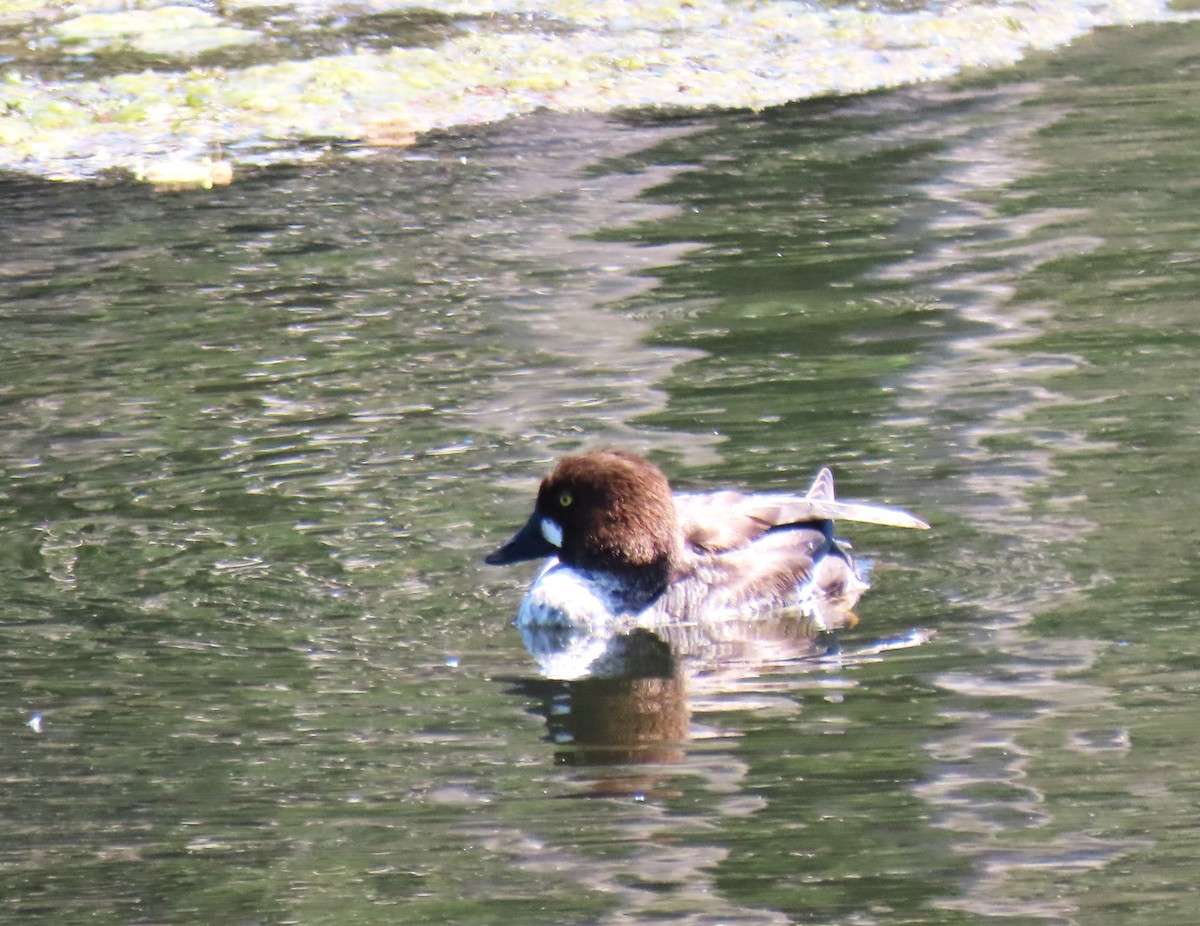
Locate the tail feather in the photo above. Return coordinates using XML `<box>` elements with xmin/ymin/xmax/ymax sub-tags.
<box><xmin>805</xmin><ymin>467</ymin><xmax>929</xmax><ymax>530</ymax></box>
<box><xmin>806</xmin><ymin>467</ymin><xmax>836</xmax><ymax>501</ymax></box>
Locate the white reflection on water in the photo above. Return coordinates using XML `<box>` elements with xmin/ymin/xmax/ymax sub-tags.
<box><xmin>446</xmin><ymin>113</ymin><xmax>722</xmax><ymax>466</ymax></box>
<box><xmin>471</xmin><ymin>810</ymin><xmax>792</xmax><ymax>926</ymax></box>
<box><xmin>873</xmin><ymin>84</ymin><xmax>1138</xmax><ymax>918</ymax></box>
<box><xmin>876</xmin><ymin>86</ymin><xmax>1112</xmax><ymax>543</ymax></box>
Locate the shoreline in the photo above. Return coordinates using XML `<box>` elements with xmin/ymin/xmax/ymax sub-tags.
<box><xmin>0</xmin><ymin>0</ymin><xmax>1191</xmax><ymax>184</ymax></box>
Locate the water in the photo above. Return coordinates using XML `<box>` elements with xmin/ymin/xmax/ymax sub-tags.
<box><xmin>3</xmin><ymin>18</ymin><xmax>1200</xmax><ymax>926</ymax></box>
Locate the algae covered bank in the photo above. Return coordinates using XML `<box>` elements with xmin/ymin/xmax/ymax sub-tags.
<box><xmin>0</xmin><ymin>0</ymin><xmax>1193</xmax><ymax>183</ymax></box>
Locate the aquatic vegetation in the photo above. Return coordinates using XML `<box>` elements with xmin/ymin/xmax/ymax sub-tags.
<box><xmin>133</xmin><ymin>154</ymin><xmax>233</xmax><ymax>190</ymax></box>
<box><xmin>0</xmin><ymin>0</ymin><xmax>1194</xmax><ymax>183</ymax></box>
<box><xmin>50</xmin><ymin>6</ymin><xmax>261</xmax><ymax>56</ymax></box>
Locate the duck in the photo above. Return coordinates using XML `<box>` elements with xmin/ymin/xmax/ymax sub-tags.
<box><xmin>485</xmin><ymin>449</ymin><xmax>928</xmax><ymax>635</ymax></box>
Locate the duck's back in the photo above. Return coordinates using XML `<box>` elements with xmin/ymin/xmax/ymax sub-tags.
<box><xmin>674</xmin><ymin>491</ymin><xmax>828</xmax><ymax>552</ymax></box>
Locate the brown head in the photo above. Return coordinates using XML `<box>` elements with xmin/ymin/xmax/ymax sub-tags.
<box><xmin>486</xmin><ymin>450</ymin><xmax>680</xmax><ymax>588</ymax></box>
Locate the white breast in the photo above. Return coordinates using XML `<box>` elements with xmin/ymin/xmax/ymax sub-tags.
<box><xmin>516</xmin><ymin>560</ymin><xmax>627</xmax><ymax>630</ymax></box>
<box><xmin>514</xmin><ymin>561</ymin><xmax>645</xmax><ymax>678</ymax></box>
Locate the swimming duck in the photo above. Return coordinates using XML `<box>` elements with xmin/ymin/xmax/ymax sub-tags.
<box><xmin>486</xmin><ymin>449</ymin><xmax>927</xmax><ymax>634</ymax></box>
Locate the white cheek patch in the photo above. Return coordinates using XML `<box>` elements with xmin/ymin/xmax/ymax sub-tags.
<box><xmin>540</xmin><ymin>517</ymin><xmax>563</xmax><ymax>549</ymax></box>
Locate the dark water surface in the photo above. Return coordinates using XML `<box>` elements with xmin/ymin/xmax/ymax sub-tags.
<box><xmin>3</xmin><ymin>19</ymin><xmax>1200</xmax><ymax>926</ymax></box>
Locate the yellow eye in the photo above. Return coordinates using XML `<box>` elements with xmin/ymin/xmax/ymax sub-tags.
<box><xmin>558</xmin><ymin>490</ymin><xmax>573</xmax><ymax>508</ymax></box>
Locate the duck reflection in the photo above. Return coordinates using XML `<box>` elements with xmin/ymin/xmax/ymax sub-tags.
<box><xmin>534</xmin><ymin>629</ymin><xmax>689</xmax><ymax>771</ymax></box>
<box><xmin>514</xmin><ymin>610</ymin><xmax>845</xmax><ymax>793</ymax></box>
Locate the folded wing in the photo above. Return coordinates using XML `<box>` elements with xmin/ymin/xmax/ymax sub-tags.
<box><xmin>675</xmin><ymin>467</ymin><xmax>928</xmax><ymax>555</ymax></box>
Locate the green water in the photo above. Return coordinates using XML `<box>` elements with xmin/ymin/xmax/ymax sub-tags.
<box><xmin>3</xmin><ymin>19</ymin><xmax>1200</xmax><ymax>926</ymax></box>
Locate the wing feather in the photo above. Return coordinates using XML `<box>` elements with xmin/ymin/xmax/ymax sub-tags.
<box><xmin>675</xmin><ymin>484</ymin><xmax>927</xmax><ymax>555</ymax></box>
